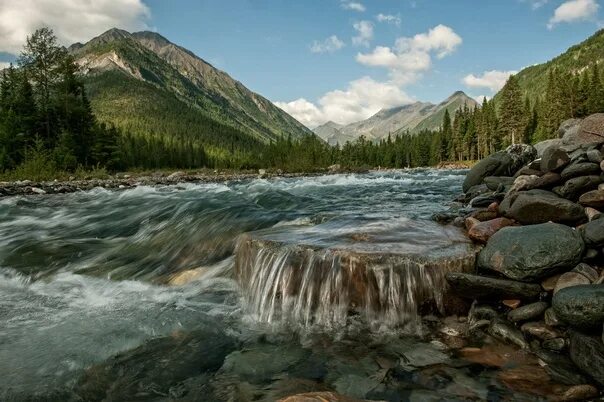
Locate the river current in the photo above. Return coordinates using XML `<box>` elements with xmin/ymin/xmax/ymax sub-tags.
<box><xmin>0</xmin><ymin>170</ymin><xmax>540</xmax><ymax>401</ymax></box>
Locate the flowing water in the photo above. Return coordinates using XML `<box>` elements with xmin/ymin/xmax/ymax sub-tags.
<box><xmin>0</xmin><ymin>170</ymin><xmax>544</xmax><ymax>401</ymax></box>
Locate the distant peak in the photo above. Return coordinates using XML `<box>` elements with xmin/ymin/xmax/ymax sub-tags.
<box><xmin>132</xmin><ymin>31</ymin><xmax>172</xmax><ymax>45</ymax></box>
<box><xmin>448</xmin><ymin>90</ymin><xmax>469</xmax><ymax>99</ymax></box>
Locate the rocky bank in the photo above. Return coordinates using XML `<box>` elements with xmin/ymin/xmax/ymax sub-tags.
<box><xmin>434</xmin><ymin>113</ymin><xmax>604</xmax><ymax>401</ymax></box>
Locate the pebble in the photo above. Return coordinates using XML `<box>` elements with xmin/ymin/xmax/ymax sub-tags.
<box><xmin>553</xmin><ymin>272</ymin><xmax>591</xmax><ymax>294</ymax></box>
<box><xmin>507</xmin><ymin>302</ymin><xmax>548</xmax><ymax>323</ymax></box>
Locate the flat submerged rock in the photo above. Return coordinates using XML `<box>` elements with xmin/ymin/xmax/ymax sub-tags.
<box><xmin>235</xmin><ymin>218</ymin><xmax>480</xmax><ymax>328</ymax></box>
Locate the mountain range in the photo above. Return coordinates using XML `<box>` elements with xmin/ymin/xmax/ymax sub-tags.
<box><xmin>314</xmin><ymin>91</ymin><xmax>478</xmax><ymax>145</ymax></box>
<box><xmin>69</xmin><ymin>28</ymin><xmax>312</xmax><ymax>156</ymax></box>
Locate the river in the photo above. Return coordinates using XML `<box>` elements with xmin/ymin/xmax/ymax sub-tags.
<box><xmin>0</xmin><ymin>170</ymin><xmax>540</xmax><ymax>401</ymax></box>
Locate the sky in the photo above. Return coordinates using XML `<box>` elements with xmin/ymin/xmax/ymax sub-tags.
<box><xmin>0</xmin><ymin>0</ymin><xmax>602</xmax><ymax>128</ymax></box>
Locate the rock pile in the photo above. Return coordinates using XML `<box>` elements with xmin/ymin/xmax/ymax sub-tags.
<box><xmin>440</xmin><ymin>114</ymin><xmax>604</xmax><ymax>398</ymax></box>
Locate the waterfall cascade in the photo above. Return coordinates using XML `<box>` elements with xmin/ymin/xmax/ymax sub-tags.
<box><xmin>234</xmin><ymin>219</ymin><xmax>479</xmax><ymax>331</ymax></box>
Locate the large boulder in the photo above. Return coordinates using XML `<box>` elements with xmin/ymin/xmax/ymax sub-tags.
<box><xmin>553</xmin><ymin>175</ymin><xmax>602</xmax><ymax>200</ymax></box>
<box><xmin>534</xmin><ymin>139</ymin><xmax>563</xmax><ymax>158</ymax></box>
<box><xmin>499</xmin><ymin>189</ymin><xmax>585</xmax><ymax>225</ymax></box>
<box><xmin>558</xmin><ymin>118</ymin><xmax>583</xmax><ymax>141</ymax></box>
<box><xmin>445</xmin><ymin>272</ymin><xmax>542</xmax><ymax>300</ymax></box>
<box><xmin>463</xmin><ymin>145</ymin><xmax>536</xmax><ymax>193</ymax></box>
<box><xmin>560</xmin><ymin>162</ymin><xmax>601</xmax><ymax>181</ymax></box>
<box><xmin>477</xmin><ymin>223</ymin><xmax>585</xmax><ymax>281</ymax></box>
<box><xmin>553</xmin><ymin>285</ymin><xmax>604</xmax><ymax>330</ymax></box>
<box><xmin>483</xmin><ymin>176</ymin><xmax>515</xmax><ymax>191</ymax></box>
<box><xmin>571</xmin><ymin>113</ymin><xmax>604</xmax><ymax>145</ymax></box>
<box><xmin>541</xmin><ymin>146</ymin><xmax>570</xmax><ymax>172</ymax></box>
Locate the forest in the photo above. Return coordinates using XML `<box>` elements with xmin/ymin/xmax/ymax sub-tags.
<box><xmin>1</xmin><ymin>28</ymin><xmax>604</xmax><ymax>178</ymax></box>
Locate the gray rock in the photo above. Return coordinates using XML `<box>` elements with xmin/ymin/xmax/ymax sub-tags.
<box><xmin>553</xmin><ymin>175</ymin><xmax>602</xmax><ymax>200</ymax></box>
<box><xmin>446</xmin><ymin>273</ymin><xmax>542</xmax><ymax>300</ymax></box>
<box><xmin>559</xmin><ymin>118</ymin><xmax>583</xmax><ymax>141</ymax></box>
<box><xmin>553</xmin><ymin>285</ymin><xmax>604</xmax><ymax>330</ymax></box>
<box><xmin>507</xmin><ymin>302</ymin><xmax>549</xmax><ymax>322</ymax></box>
<box><xmin>579</xmin><ymin>189</ymin><xmax>604</xmax><ymax>209</ymax></box>
<box><xmin>580</xmin><ymin>217</ymin><xmax>604</xmax><ymax>248</ymax></box>
<box><xmin>587</xmin><ymin>149</ymin><xmax>603</xmax><ymax>164</ymax></box>
<box><xmin>488</xmin><ymin>320</ymin><xmax>528</xmax><ymax>349</ymax></box>
<box><xmin>470</xmin><ymin>194</ymin><xmax>501</xmax><ymax>208</ymax></box>
<box><xmin>541</xmin><ymin>146</ymin><xmax>570</xmax><ymax>172</ymax></box>
<box><xmin>569</xmin><ymin>330</ymin><xmax>604</xmax><ymax>386</ymax></box>
<box><xmin>542</xmin><ymin>338</ymin><xmax>566</xmax><ymax>352</ymax></box>
<box><xmin>534</xmin><ymin>139</ymin><xmax>563</xmax><ymax>158</ymax></box>
<box><xmin>533</xmin><ymin>347</ymin><xmax>590</xmax><ymax>385</ymax></box>
<box><xmin>499</xmin><ymin>189</ymin><xmax>585</xmax><ymax>225</ymax></box>
<box><xmin>560</xmin><ymin>162</ymin><xmax>601</xmax><ymax>181</ymax></box>
<box><xmin>469</xmin><ymin>304</ymin><xmax>498</xmax><ymax>323</ymax></box>
<box><xmin>478</xmin><ymin>223</ymin><xmax>585</xmax><ymax>282</ymax></box>
<box><xmin>574</xmin><ymin>113</ymin><xmax>604</xmax><ymax>145</ymax></box>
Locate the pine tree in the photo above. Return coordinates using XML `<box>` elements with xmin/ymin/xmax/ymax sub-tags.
<box><xmin>498</xmin><ymin>75</ymin><xmax>525</xmax><ymax>146</ymax></box>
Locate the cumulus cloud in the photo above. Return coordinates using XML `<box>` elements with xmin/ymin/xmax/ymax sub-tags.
<box><xmin>356</xmin><ymin>24</ymin><xmax>462</xmax><ymax>84</ymax></box>
<box><xmin>376</xmin><ymin>13</ymin><xmax>401</xmax><ymax>26</ymax></box>
<box><xmin>352</xmin><ymin>21</ymin><xmax>374</xmax><ymax>47</ymax></box>
<box><xmin>275</xmin><ymin>77</ymin><xmax>413</xmax><ymax>127</ymax></box>
<box><xmin>310</xmin><ymin>35</ymin><xmax>345</xmax><ymax>54</ymax></box>
<box><xmin>462</xmin><ymin>70</ymin><xmax>518</xmax><ymax>93</ymax></box>
<box><xmin>548</xmin><ymin>0</ymin><xmax>600</xmax><ymax>29</ymax></box>
<box><xmin>341</xmin><ymin>1</ymin><xmax>366</xmax><ymax>12</ymax></box>
<box><xmin>0</xmin><ymin>0</ymin><xmax>151</xmax><ymax>54</ymax></box>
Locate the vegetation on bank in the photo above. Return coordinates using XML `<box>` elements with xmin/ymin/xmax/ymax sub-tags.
<box><xmin>1</xmin><ymin>28</ymin><xmax>603</xmax><ymax>181</ymax></box>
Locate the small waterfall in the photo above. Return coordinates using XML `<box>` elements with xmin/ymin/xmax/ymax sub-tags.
<box><xmin>235</xmin><ymin>230</ymin><xmax>478</xmax><ymax>331</ymax></box>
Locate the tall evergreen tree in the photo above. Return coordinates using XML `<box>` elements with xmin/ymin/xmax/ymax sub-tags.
<box><xmin>498</xmin><ymin>75</ymin><xmax>525</xmax><ymax>146</ymax></box>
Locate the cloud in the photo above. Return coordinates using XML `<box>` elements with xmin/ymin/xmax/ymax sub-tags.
<box><xmin>0</xmin><ymin>0</ymin><xmax>151</xmax><ymax>54</ymax></box>
<box><xmin>0</xmin><ymin>61</ymin><xmax>11</xmax><ymax>70</ymax></box>
<box><xmin>275</xmin><ymin>77</ymin><xmax>413</xmax><ymax>127</ymax></box>
<box><xmin>522</xmin><ymin>0</ymin><xmax>549</xmax><ymax>9</ymax></box>
<box><xmin>376</xmin><ymin>13</ymin><xmax>401</xmax><ymax>26</ymax></box>
<box><xmin>548</xmin><ymin>0</ymin><xmax>600</xmax><ymax>28</ymax></box>
<box><xmin>341</xmin><ymin>1</ymin><xmax>366</xmax><ymax>12</ymax></box>
<box><xmin>473</xmin><ymin>95</ymin><xmax>491</xmax><ymax>103</ymax></box>
<box><xmin>352</xmin><ymin>21</ymin><xmax>374</xmax><ymax>47</ymax></box>
<box><xmin>310</xmin><ymin>35</ymin><xmax>345</xmax><ymax>53</ymax></box>
<box><xmin>356</xmin><ymin>24</ymin><xmax>462</xmax><ymax>84</ymax></box>
<box><xmin>462</xmin><ymin>70</ymin><xmax>518</xmax><ymax>93</ymax></box>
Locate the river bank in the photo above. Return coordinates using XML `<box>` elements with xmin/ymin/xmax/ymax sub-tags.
<box><xmin>432</xmin><ymin>113</ymin><xmax>604</xmax><ymax>401</ymax></box>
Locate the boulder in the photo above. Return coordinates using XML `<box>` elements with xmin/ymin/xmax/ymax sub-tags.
<box><xmin>510</xmin><ymin>172</ymin><xmax>561</xmax><ymax>192</ymax></box>
<box><xmin>534</xmin><ymin>139</ymin><xmax>563</xmax><ymax>158</ymax></box>
<box><xmin>580</xmin><ymin>218</ymin><xmax>604</xmax><ymax>247</ymax></box>
<box><xmin>514</xmin><ymin>166</ymin><xmax>544</xmax><ymax>178</ymax></box>
<box><xmin>469</xmin><ymin>209</ymin><xmax>498</xmax><ymax>222</ymax></box>
<box><xmin>467</xmin><ymin>217</ymin><xmax>515</xmax><ymax>244</ymax></box>
<box><xmin>469</xmin><ymin>194</ymin><xmax>501</xmax><ymax>208</ymax></box>
<box><xmin>553</xmin><ymin>175</ymin><xmax>602</xmax><ymax>200</ymax></box>
<box><xmin>478</xmin><ymin>223</ymin><xmax>585</xmax><ymax>282</ymax></box>
<box><xmin>559</xmin><ymin>118</ymin><xmax>583</xmax><ymax>141</ymax></box>
<box><xmin>507</xmin><ymin>302</ymin><xmax>548</xmax><ymax>323</ymax></box>
<box><xmin>560</xmin><ymin>162</ymin><xmax>601</xmax><ymax>181</ymax></box>
<box><xmin>463</xmin><ymin>145</ymin><xmax>536</xmax><ymax>193</ymax></box>
<box><xmin>574</xmin><ymin>113</ymin><xmax>604</xmax><ymax>145</ymax></box>
<box><xmin>541</xmin><ymin>146</ymin><xmax>570</xmax><ymax>172</ymax></box>
<box><xmin>553</xmin><ymin>285</ymin><xmax>604</xmax><ymax>330</ymax></box>
<box><xmin>586</xmin><ymin>149</ymin><xmax>603</xmax><ymax>164</ymax></box>
<box><xmin>499</xmin><ymin>189</ymin><xmax>585</xmax><ymax>225</ymax></box>
<box><xmin>569</xmin><ymin>330</ymin><xmax>604</xmax><ymax>386</ymax></box>
<box><xmin>579</xmin><ymin>189</ymin><xmax>604</xmax><ymax>209</ymax></box>
<box><xmin>445</xmin><ymin>273</ymin><xmax>542</xmax><ymax>300</ymax></box>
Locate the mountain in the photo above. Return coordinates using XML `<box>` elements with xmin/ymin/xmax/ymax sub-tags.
<box><xmin>70</xmin><ymin>28</ymin><xmax>312</xmax><ymax>157</ymax></box>
<box><xmin>314</xmin><ymin>91</ymin><xmax>477</xmax><ymax>145</ymax></box>
<box><xmin>495</xmin><ymin>29</ymin><xmax>604</xmax><ymax>103</ymax></box>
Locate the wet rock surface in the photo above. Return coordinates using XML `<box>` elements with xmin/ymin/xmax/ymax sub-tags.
<box><xmin>499</xmin><ymin>189</ymin><xmax>585</xmax><ymax>225</ymax></box>
<box><xmin>553</xmin><ymin>285</ymin><xmax>604</xmax><ymax>330</ymax></box>
<box><xmin>445</xmin><ymin>272</ymin><xmax>542</xmax><ymax>300</ymax></box>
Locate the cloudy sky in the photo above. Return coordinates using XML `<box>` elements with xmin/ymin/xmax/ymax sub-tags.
<box><xmin>0</xmin><ymin>0</ymin><xmax>601</xmax><ymax>127</ymax></box>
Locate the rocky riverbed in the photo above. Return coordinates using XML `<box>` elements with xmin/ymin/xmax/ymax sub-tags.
<box><xmin>432</xmin><ymin>113</ymin><xmax>604</xmax><ymax>401</ymax></box>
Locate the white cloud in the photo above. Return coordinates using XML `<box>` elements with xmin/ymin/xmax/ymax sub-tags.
<box><xmin>352</xmin><ymin>21</ymin><xmax>374</xmax><ymax>47</ymax></box>
<box><xmin>356</xmin><ymin>24</ymin><xmax>462</xmax><ymax>84</ymax></box>
<box><xmin>0</xmin><ymin>0</ymin><xmax>151</xmax><ymax>54</ymax></box>
<box><xmin>341</xmin><ymin>1</ymin><xmax>366</xmax><ymax>12</ymax></box>
<box><xmin>462</xmin><ymin>70</ymin><xmax>518</xmax><ymax>93</ymax></box>
<box><xmin>376</xmin><ymin>13</ymin><xmax>401</xmax><ymax>26</ymax></box>
<box><xmin>275</xmin><ymin>77</ymin><xmax>413</xmax><ymax>127</ymax></box>
<box><xmin>0</xmin><ymin>61</ymin><xmax>11</xmax><ymax>70</ymax></box>
<box><xmin>523</xmin><ymin>0</ymin><xmax>549</xmax><ymax>9</ymax></box>
<box><xmin>548</xmin><ymin>0</ymin><xmax>600</xmax><ymax>29</ymax></box>
<box><xmin>310</xmin><ymin>35</ymin><xmax>345</xmax><ymax>54</ymax></box>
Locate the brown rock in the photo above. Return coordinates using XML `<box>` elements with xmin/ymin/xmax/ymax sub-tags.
<box><xmin>503</xmin><ymin>299</ymin><xmax>521</xmax><ymax>309</ymax></box>
<box><xmin>553</xmin><ymin>272</ymin><xmax>590</xmax><ymax>294</ymax></box>
<box><xmin>542</xmin><ymin>274</ymin><xmax>562</xmax><ymax>292</ymax></box>
<box><xmin>578</xmin><ymin>113</ymin><xmax>604</xmax><ymax>144</ymax></box>
<box><xmin>470</xmin><ymin>209</ymin><xmax>498</xmax><ymax>222</ymax></box>
<box><xmin>557</xmin><ymin>384</ymin><xmax>599</xmax><ymax>402</ymax></box>
<box><xmin>579</xmin><ymin>190</ymin><xmax>604</xmax><ymax>209</ymax></box>
<box><xmin>498</xmin><ymin>365</ymin><xmax>566</xmax><ymax>398</ymax></box>
<box><xmin>464</xmin><ymin>216</ymin><xmax>480</xmax><ymax>231</ymax></box>
<box><xmin>468</xmin><ymin>217</ymin><xmax>515</xmax><ymax>244</ymax></box>
<box><xmin>278</xmin><ymin>392</ymin><xmax>365</xmax><ymax>402</ymax></box>
<box><xmin>520</xmin><ymin>321</ymin><xmax>562</xmax><ymax>340</ymax></box>
<box><xmin>487</xmin><ymin>202</ymin><xmax>499</xmax><ymax>212</ymax></box>
<box><xmin>571</xmin><ymin>263</ymin><xmax>598</xmax><ymax>282</ymax></box>
<box><xmin>584</xmin><ymin>206</ymin><xmax>602</xmax><ymax>221</ymax></box>
<box><xmin>459</xmin><ymin>344</ymin><xmax>537</xmax><ymax>368</ymax></box>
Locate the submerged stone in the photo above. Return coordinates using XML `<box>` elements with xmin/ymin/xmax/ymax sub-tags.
<box><xmin>446</xmin><ymin>273</ymin><xmax>541</xmax><ymax>300</ymax></box>
<box><xmin>235</xmin><ymin>218</ymin><xmax>479</xmax><ymax>328</ymax></box>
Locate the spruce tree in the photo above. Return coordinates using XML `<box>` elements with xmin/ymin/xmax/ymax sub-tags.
<box><xmin>498</xmin><ymin>75</ymin><xmax>525</xmax><ymax>146</ymax></box>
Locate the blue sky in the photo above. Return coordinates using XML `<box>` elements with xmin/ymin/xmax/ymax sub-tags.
<box><xmin>0</xmin><ymin>0</ymin><xmax>601</xmax><ymax>126</ymax></box>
